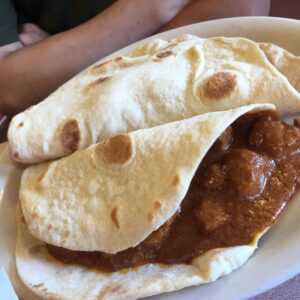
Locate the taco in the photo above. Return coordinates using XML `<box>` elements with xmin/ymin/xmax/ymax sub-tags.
<box><xmin>16</xmin><ymin>104</ymin><xmax>300</xmax><ymax>299</ymax></box>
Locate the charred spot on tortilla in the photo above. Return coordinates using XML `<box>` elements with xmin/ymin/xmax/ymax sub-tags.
<box><xmin>147</xmin><ymin>201</ymin><xmax>161</xmax><ymax>222</ymax></box>
<box><xmin>32</xmin><ymin>283</ymin><xmax>56</xmax><ymax>296</ymax></box>
<box><xmin>163</xmin><ymin>43</ymin><xmax>178</xmax><ymax>51</ymax></box>
<box><xmin>91</xmin><ymin>60</ymin><xmax>112</xmax><ymax>73</ymax></box>
<box><xmin>154</xmin><ymin>201</ymin><xmax>161</xmax><ymax>209</ymax></box>
<box><xmin>85</xmin><ymin>76</ymin><xmax>111</xmax><ymax>91</ymax></box>
<box><xmin>18</xmin><ymin>122</ymin><xmax>24</xmax><ymax>128</ymax></box>
<box><xmin>147</xmin><ymin>212</ymin><xmax>154</xmax><ymax>222</ymax></box>
<box><xmin>203</xmin><ymin>72</ymin><xmax>237</xmax><ymax>100</ymax></box>
<box><xmin>172</xmin><ymin>174</ymin><xmax>180</xmax><ymax>186</ymax></box>
<box><xmin>60</xmin><ymin>119</ymin><xmax>80</xmax><ymax>153</ymax></box>
<box><xmin>155</xmin><ymin>50</ymin><xmax>174</xmax><ymax>59</ymax></box>
<box><xmin>96</xmin><ymin>134</ymin><xmax>132</xmax><ymax>165</ymax></box>
<box><xmin>111</xmin><ymin>207</ymin><xmax>120</xmax><ymax>229</ymax></box>
<box><xmin>91</xmin><ymin>57</ymin><xmax>123</xmax><ymax>74</ymax></box>
<box><xmin>32</xmin><ymin>283</ymin><xmax>49</xmax><ymax>293</ymax></box>
<box><xmin>91</xmin><ymin>76</ymin><xmax>110</xmax><ymax>86</ymax></box>
<box><xmin>32</xmin><ymin>283</ymin><xmax>44</xmax><ymax>288</ymax></box>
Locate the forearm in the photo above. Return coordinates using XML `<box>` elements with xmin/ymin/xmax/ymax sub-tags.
<box><xmin>161</xmin><ymin>0</ymin><xmax>270</xmax><ymax>31</ymax></box>
<box><xmin>0</xmin><ymin>0</ymin><xmax>180</xmax><ymax>116</ymax></box>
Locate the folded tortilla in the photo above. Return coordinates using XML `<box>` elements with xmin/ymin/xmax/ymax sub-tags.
<box><xmin>8</xmin><ymin>35</ymin><xmax>300</xmax><ymax>163</ymax></box>
<box><xmin>17</xmin><ymin>104</ymin><xmax>273</xmax><ymax>299</ymax></box>
<box><xmin>19</xmin><ymin>103</ymin><xmax>273</xmax><ymax>253</ymax></box>
<box><xmin>259</xmin><ymin>42</ymin><xmax>300</xmax><ymax>93</ymax></box>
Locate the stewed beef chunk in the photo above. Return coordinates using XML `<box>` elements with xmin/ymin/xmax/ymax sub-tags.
<box><xmin>203</xmin><ymin>163</ymin><xmax>226</xmax><ymax>190</ymax></box>
<box><xmin>225</xmin><ymin>149</ymin><xmax>275</xmax><ymax>201</ymax></box>
<box><xmin>195</xmin><ymin>197</ymin><xmax>230</xmax><ymax>232</ymax></box>
<box><xmin>294</xmin><ymin>118</ymin><xmax>300</xmax><ymax>129</ymax></box>
<box><xmin>202</xmin><ymin>148</ymin><xmax>275</xmax><ymax>201</ymax></box>
<box><xmin>249</xmin><ymin>119</ymin><xmax>300</xmax><ymax>159</ymax></box>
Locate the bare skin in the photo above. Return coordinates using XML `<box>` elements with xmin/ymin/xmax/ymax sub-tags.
<box><xmin>18</xmin><ymin>23</ymin><xmax>49</xmax><ymax>46</ymax></box>
<box><xmin>0</xmin><ymin>0</ymin><xmax>270</xmax><ymax>116</ymax></box>
<box><xmin>161</xmin><ymin>0</ymin><xmax>270</xmax><ymax>31</ymax></box>
<box><xmin>271</xmin><ymin>0</ymin><xmax>300</xmax><ymax>19</ymax></box>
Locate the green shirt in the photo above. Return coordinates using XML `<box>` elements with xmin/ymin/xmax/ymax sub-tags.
<box><xmin>0</xmin><ymin>0</ymin><xmax>116</xmax><ymax>46</ymax></box>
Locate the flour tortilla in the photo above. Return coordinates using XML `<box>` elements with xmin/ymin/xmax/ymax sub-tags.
<box><xmin>259</xmin><ymin>43</ymin><xmax>300</xmax><ymax>93</ymax></box>
<box><xmin>19</xmin><ymin>104</ymin><xmax>274</xmax><ymax>254</ymax></box>
<box><xmin>8</xmin><ymin>35</ymin><xmax>300</xmax><ymax>163</ymax></box>
<box><xmin>15</xmin><ymin>203</ymin><xmax>259</xmax><ymax>300</ymax></box>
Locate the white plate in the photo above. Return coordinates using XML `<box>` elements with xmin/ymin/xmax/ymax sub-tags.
<box><xmin>1</xmin><ymin>16</ymin><xmax>300</xmax><ymax>300</ymax></box>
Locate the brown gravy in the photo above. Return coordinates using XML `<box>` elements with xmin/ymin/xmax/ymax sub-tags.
<box><xmin>47</xmin><ymin>111</ymin><xmax>300</xmax><ymax>272</ymax></box>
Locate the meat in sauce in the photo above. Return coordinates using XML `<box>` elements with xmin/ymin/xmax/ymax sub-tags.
<box><xmin>294</xmin><ymin>118</ymin><xmax>300</xmax><ymax>129</ymax></box>
<box><xmin>47</xmin><ymin>111</ymin><xmax>300</xmax><ymax>272</ymax></box>
<box><xmin>225</xmin><ymin>149</ymin><xmax>275</xmax><ymax>201</ymax></box>
<box><xmin>214</xmin><ymin>126</ymin><xmax>233</xmax><ymax>151</ymax></box>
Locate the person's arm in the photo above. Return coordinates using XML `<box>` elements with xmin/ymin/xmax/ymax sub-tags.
<box><xmin>0</xmin><ymin>0</ymin><xmax>191</xmax><ymax>116</ymax></box>
<box><xmin>0</xmin><ymin>41</ymin><xmax>22</xmax><ymax>59</ymax></box>
<box><xmin>161</xmin><ymin>0</ymin><xmax>270</xmax><ymax>31</ymax></box>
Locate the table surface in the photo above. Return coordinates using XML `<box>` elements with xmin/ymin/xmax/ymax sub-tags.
<box><xmin>253</xmin><ymin>274</ymin><xmax>300</xmax><ymax>299</ymax></box>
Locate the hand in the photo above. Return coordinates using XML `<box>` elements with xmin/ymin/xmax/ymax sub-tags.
<box><xmin>18</xmin><ymin>23</ymin><xmax>49</xmax><ymax>46</ymax></box>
